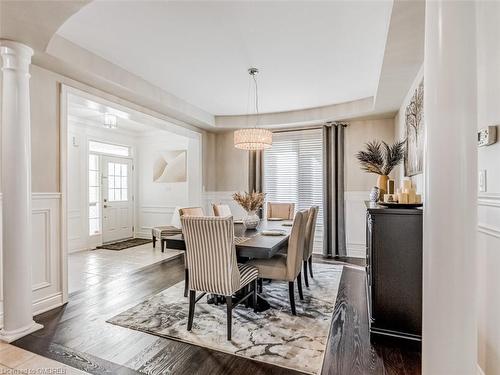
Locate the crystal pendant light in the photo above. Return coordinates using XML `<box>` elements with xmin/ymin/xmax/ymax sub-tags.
<box><xmin>234</xmin><ymin>68</ymin><xmax>272</xmax><ymax>150</ymax></box>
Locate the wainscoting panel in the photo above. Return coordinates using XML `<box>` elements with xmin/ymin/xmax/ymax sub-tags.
<box><xmin>345</xmin><ymin>191</ymin><xmax>369</xmax><ymax>258</ymax></box>
<box><xmin>478</xmin><ymin>193</ymin><xmax>500</xmax><ymax>238</ymax></box>
<box><xmin>0</xmin><ymin>193</ymin><xmax>63</xmax><ymax>327</ymax></box>
<box><xmin>137</xmin><ymin>205</ymin><xmax>176</xmax><ymax>238</ymax></box>
<box><xmin>67</xmin><ymin>208</ymin><xmax>86</xmax><ymax>253</ymax></box>
<box><xmin>477</xmin><ymin>193</ymin><xmax>500</xmax><ymax>375</ymax></box>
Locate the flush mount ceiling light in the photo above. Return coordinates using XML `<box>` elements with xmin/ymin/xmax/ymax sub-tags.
<box><xmin>103</xmin><ymin>113</ymin><xmax>117</xmax><ymax>129</ymax></box>
<box><xmin>234</xmin><ymin>68</ymin><xmax>272</xmax><ymax>150</ymax></box>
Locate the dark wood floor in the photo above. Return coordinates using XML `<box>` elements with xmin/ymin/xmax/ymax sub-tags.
<box><xmin>13</xmin><ymin>254</ymin><xmax>421</xmax><ymax>375</ymax></box>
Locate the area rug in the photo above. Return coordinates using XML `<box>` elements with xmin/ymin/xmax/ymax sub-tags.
<box><xmin>97</xmin><ymin>238</ymin><xmax>152</xmax><ymax>251</ymax></box>
<box><xmin>107</xmin><ymin>263</ymin><xmax>342</xmax><ymax>374</ymax></box>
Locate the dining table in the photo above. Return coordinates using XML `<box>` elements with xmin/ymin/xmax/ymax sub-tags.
<box><xmin>163</xmin><ymin>219</ymin><xmax>293</xmax><ymax>259</ymax></box>
<box><xmin>163</xmin><ymin>218</ymin><xmax>294</xmax><ymax>311</ymax></box>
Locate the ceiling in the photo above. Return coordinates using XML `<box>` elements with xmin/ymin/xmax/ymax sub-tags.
<box><xmin>68</xmin><ymin>94</ymin><xmax>158</xmax><ymax>134</ymax></box>
<box><xmin>57</xmin><ymin>0</ymin><xmax>393</xmax><ymax>116</ymax></box>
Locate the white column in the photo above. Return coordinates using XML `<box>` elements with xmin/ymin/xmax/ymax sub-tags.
<box><xmin>0</xmin><ymin>40</ymin><xmax>42</xmax><ymax>342</ymax></box>
<box><xmin>423</xmin><ymin>1</ymin><xmax>477</xmax><ymax>374</ymax></box>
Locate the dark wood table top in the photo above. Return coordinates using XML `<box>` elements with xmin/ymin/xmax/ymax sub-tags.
<box><xmin>164</xmin><ymin>219</ymin><xmax>292</xmax><ymax>259</ymax></box>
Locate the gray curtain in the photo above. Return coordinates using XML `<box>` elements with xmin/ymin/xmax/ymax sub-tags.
<box><xmin>248</xmin><ymin>150</ymin><xmax>264</xmax><ymax>217</ymax></box>
<box><xmin>323</xmin><ymin>122</ymin><xmax>347</xmax><ymax>257</ymax></box>
<box><xmin>248</xmin><ymin>150</ymin><xmax>263</xmax><ymax>193</ymax></box>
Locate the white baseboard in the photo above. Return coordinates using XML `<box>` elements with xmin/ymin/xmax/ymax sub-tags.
<box><xmin>33</xmin><ymin>292</ymin><xmax>64</xmax><ymax>316</ymax></box>
<box><xmin>477</xmin><ymin>364</ymin><xmax>485</xmax><ymax>375</ymax></box>
<box><xmin>0</xmin><ymin>292</ymin><xmax>64</xmax><ymax>329</ymax></box>
<box><xmin>347</xmin><ymin>243</ymin><xmax>366</xmax><ymax>258</ymax></box>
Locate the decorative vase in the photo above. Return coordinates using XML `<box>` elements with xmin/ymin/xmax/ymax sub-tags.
<box><xmin>243</xmin><ymin>210</ymin><xmax>260</xmax><ymax>230</ymax></box>
<box><xmin>369</xmin><ymin>187</ymin><xmax>380</xmax><ymax>202</ymax></box>
<box><xmin>377</xmin><ymin>175</ymin><xmax>389</xmax><ymax>196</ymax></box>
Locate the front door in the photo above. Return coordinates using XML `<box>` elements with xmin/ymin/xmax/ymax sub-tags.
<box><xmin>101</xmin><ymin>156</ymin><xmax>134</xmax><ymax>243</ymax></box>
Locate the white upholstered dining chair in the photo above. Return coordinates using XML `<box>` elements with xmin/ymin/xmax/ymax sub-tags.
<box><xmin>266</xmin><ymin>202</ymin><xmax>295</xmax><ymax>220</ymax></box>
<box><xmin>212</xmin><ymin>203</ymin><xmax>232</xmax><ymax>217</ymax></box>
<box><xmin>248</xmin><ymin>209</ymin><xmax>308</xmax><ymax>315</ymax></box>
<box><xmin>181</xmin><ymin>216</ymin><xmax>259</xmax><ymax>340</ymax></box>
<box><xmin>302</xmin><ymin>206</ymin><xmax>319</xmax><ymax>288</ymax></box>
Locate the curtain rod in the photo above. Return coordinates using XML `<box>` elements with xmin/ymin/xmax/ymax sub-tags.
<box><xmin>271</xmin><ymin>122</ymin><xmax>348</xmax><ymax>134</ymax></box>
<box><xmin>271</xmin><ymin>125</ymin><xmax>324</xmax><ymax>134</ymax></box>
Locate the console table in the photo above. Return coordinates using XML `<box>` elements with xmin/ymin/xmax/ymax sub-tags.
<box><xmin>365</xmin><ymin>202</ymin><xmax>423</xmax><ymax>342</ymax></box>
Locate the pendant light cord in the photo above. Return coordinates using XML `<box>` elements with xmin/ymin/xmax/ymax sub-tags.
<box><xmin>252</xmin><ymin>73</ymin><xmax>259</xmax><ymax>116</ymax></box>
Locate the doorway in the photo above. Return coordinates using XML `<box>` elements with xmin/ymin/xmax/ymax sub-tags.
<box><xmin>101</xmin><ymin>155</ymin><xmax>134</xmax><ymax>243</ymax></box>
<box><xmin>62</xmin><ymin>86</ymin><xmax>202</xmax><ymax>296</ymax></box>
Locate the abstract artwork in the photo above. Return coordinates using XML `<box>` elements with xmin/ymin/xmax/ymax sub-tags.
<box><xmin>405</xmin><ymin>80</ymin><xmax>424</xmax><ymax>176</ymax></box>
<box><xmin>153</xmin><ymin>150</ymin><xmax>187</xmax><ymax>183</ymax></box>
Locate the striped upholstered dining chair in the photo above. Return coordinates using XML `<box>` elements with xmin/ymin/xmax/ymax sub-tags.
<box><xmin>248</xmin><ymin>209</ymin><xmax>308</xmax><ymax>315</ymax></box>
<box><xmin>181</xmin><ymin>216</ymin><xmax>259</xmax><ymax>340</ymax></box>
<box><xmin>266</xmin><ymin>202</ymin><xmax>295</xmax><ymax>220</ymax></box>
<box><xmin>302</xmin><ymin>206</ymin><xmax>319</xmax><ymax>288</ymax></box>
<box><xmin>179</xmin><ymin>206</ymin><xmax>205</xmax><ymax>297</ymax></box>
<box><xmin>212</xmin><ymin>203</ymin><xmax>232</xmax><ymax>217</ymax></box>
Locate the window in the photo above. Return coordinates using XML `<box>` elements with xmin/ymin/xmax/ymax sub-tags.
<box><xmin>264</xmin><ymin>129</ymin><xmax>323</xmax><ymax>252</ymax></box>
<box><xmin>89</xmin><ymin>140</ymin><xmax>130</xmax><ymax>157</ymax></box>
<box><xmin>107</xmin><ymin>162</ymin><xmax>128</xmax><ymax>202</ymax></box>
<box><xmin>88</xmin><ymin>154</ymin><xmax>100</xmax><ymax>235</ymax></box>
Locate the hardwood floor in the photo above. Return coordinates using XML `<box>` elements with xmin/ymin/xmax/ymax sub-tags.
<box><xmin>13</xmin><ymin>253</ymin><xmax>421</xmax><ymax>375</ymax></box>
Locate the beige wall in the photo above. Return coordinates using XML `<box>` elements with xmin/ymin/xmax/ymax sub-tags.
<box><xmin>26</xmin><ymin>63</ymin><xmax>213</xmax><ymax>194</ymax></box>
<box><xmin>213</xmin><ymin>131</ymin><xmax>248</xmax><ymax>192</ymax></box>
<box><xmin>344</xmin><ymin>118</ymin><xmax>396</xmax><ymax>191</ymax></box>
<box><xmin>30</xmin><ymin>65</ymin><xmax>60</xmax><ymax>192</ymax></box>
<box><xmin>210</xmin><ymin>122</ymin><xmax>396</xmax><ymax>194</ymax></box>
<box><xmin>476</xmin><ymin>2</ymin><xmax>500</xmax><ymax>374</ymax></box>
<box><xmin>202</xmin><ymin>131</ymin><xmax>216</xmax><ymax>191</ymax></box>
<box><xmin>394</xmin><ymin>65</ymin><xmax>424</xmax><ymax>194</ymax></box>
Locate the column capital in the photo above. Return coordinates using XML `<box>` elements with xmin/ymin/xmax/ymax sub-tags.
<box><xmin>0</xmin><ymin>40</ymin><xmax>33</xmax><ymax>72</ymax></box>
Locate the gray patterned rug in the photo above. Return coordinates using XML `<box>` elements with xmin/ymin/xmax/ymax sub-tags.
<box><xmin>97</xmin><ymin>238</ymin><xmax>152</xmax><ymax>250</ymax></box>
<box><xmin>107</xmin><ymin>263</ymin><xmax>343</xmax><ymax>374</ymax></box>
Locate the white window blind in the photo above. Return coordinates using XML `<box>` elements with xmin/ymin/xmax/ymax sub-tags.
<box><xmin>263</xmin><ymin>129</ymin><xmax>323</xmax><ymax>252</ymax></box>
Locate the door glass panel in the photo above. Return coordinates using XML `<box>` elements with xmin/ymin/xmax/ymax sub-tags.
<box><xmin>88</xmin><ymin>154</ymin><xmax>100</xmax><ymax>235</ymax></box>
<box><xmin>108</xmin><ymin>162</ymin><xmax>128</xmax><ymax>202</ymax></box>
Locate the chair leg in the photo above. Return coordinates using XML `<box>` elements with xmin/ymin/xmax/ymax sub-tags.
<box><xmin>152</xmin><ymin>236</ymin><xmax>156</xmax><ymax>248</ymax></box>
<box><xmin>244</xmin><ymin>285</ymin><xmax>249</xmax><ymax>307</ymax></box>
<box><xmin>187</xmin><ymin>290</ymin><xmax>195</xmax><ymax>331</ymax></box>
<box><xmin>161</xmin><ymin>239</ymin><xmax>165</xmax><ymax>253</ymax></box>
<box><xmin>288</xmin><ymin>281</ymin><xmax>296</xmax><ymax>315</ymax></box>
<box><xmin>303</xmin><ymin>260</ymin><xmax>309</xmax><ymax>288</ymax></box>
<box><xmin>297</xmin><ymin>272</ymin><xmax>304</xmax><ymax>301</ymax></box>
<box><xmin>258</xmin><ymin>278</ymin><xmax>263</xmax><ymax>293</ymax></box>
<box><xmin>226</xmin><ymin>296</ymin><xmax>232</xmax><ymax>340</ymax></box>
<box><xmin>308</xmin><ymin>256</ymin><xmax>314</xmax><ymax>278</ymax></box>
<box><xmin>253</xmin><ymin>279</ymin><xmax>258</xmax><ymax>313</ymax></box>
<box><xmin>184</xmin><ymin>268</ymin><xmax>189</xmax><ymax>298</ymax></box>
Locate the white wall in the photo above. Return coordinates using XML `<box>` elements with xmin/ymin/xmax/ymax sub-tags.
<box><xmin>67</xmin><ymin>119</ymin><xmax>203</xmax><ymax>247</ymax></box>
<box><xmin>136</xmin><ymin>130</ymin><xmax>202</xmax><ymax>238</ymax></box>
<box><xmin>67</xmin><ymin>119</ymin><xmax>139</xmax><ymax>252</ymax></box>
<box><xmin>476</xmin><ymin>2</ymin><xmax>500</xmax><ymax>374</ymax></box>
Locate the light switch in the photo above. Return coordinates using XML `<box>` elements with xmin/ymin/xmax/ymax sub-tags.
<box><xmin>479</xmin><ymin>169</ymin><xmax>487</xmax><ymax>192</ymax></box>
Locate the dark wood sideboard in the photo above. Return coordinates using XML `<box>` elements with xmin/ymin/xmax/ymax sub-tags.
<box><xmin>365</xmin><ymin>202</ymin><xmax>422</xmax><ymax>343</ymax></box>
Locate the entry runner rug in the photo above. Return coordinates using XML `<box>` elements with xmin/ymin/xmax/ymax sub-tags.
<box><xmin>108</xmin><ymin>263</ymin><xmax>343</xmax><ymax>374</ymax></box>
<box><xmin>97</xmin><ymin>238</ymin><xmax>152</xmax><ymax>251</ymax></box>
